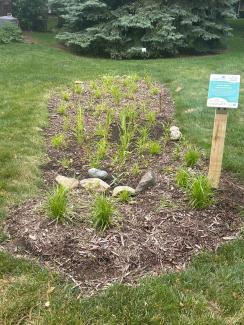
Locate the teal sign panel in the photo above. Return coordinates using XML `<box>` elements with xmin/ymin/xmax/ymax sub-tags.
<box><xmin>207</xmin><ymin>74</ymin><xmax>240</xmax><ymax>109</ymax></box>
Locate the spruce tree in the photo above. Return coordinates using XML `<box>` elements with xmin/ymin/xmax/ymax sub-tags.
<box><xmin>54</xmin><ymin>0</ymin><xmax>238</xmax><ymax>58</ymax></box>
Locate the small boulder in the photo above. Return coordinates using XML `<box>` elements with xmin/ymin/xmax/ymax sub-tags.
<box><xmin>55</xmin><ymin>175</ymin><xmax>79</xmax><ymax>190</ymax></box>
<box><xmin>88</xmin><ymin>168</ymin><xmax>109</xmax><ymax>180</ymax></box>
<box><xmin>135</xmin><ymin>171</ymin><xmax>156</xmax><ymax>193</ymax></box>
<box><xmin>170</xmin><ymin>126</ymin><xmax>182</xmax><ymax>141</ymax></box>
<box><xmin>112</xmin><ymin>186</ymin><xmax>135</xmax><ymax>197</ymax></box>
<box><xmin>80</xmin><ymin>178</ymin><xmax>110</xmax><ymax>193</ymax></box>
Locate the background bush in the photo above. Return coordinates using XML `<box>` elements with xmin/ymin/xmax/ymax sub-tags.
<box><xmin>0</xmin><ymin>23</ymin><xmax>23</xmax><ymax>44</ymax></box>
<box><xmin>12</xmin><ymin>0</ymin><xmax>48</xmax><ymax>31</ymax></box>
<box><xmin>54</xmin><ymin>0</ymin><xmax>238</xmax><ymax>59</ymax></box>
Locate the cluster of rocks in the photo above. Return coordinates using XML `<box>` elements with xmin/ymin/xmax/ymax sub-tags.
<box><xmin>55</xmin><ymin>169</ymin><xmax>156</xmax><ymax>197</ymax></box>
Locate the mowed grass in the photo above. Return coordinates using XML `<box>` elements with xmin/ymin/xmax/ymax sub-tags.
<box><xmin>0</xmin><ymin>240</ymin><xmax>243</xmax><ymax>324</ymax></box>
<box><xmin>0</xmin><ymin>19</ymin><xmax>244</xmax><ymax>324</ymax></box>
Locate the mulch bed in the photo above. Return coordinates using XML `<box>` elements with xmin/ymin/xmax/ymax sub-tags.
<box><xmin>3</xmin><ymin>76</ymin><xmax>243</xmax><ymax>295</ymax></box>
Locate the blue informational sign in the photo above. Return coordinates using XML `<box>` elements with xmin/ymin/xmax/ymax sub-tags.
<box><xmin>207</xmin><ymin>74</ymin><xmax>241</xmax><ymax>109</ymax></box>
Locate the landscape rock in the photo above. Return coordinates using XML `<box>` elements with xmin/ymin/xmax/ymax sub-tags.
<box><xmin>55</xmin><ymin>175</ymin><xmax>79</xmax><ymax>190</ymax></box>
<box><xmin>170</xmin><ymin>126</ymin><xmax>182</xmax><ymax>141</ymax></box>
<box><xmin>112</xmin><ymin>186</ymin><xmax>135</xmax><ymax>197</ymax></box>
<box><xmin>135</xmin><ymin>171</ymin><xmax>156</xmax><ymax>193</ymax></box>
<box><xmin>88</xmin><ymin>168</ymin><xmax>109</xmax><ymax>180</ymax></box>
<box><xmin>80</xmin><ymin>178</ymin><xmax>110</xmax><ymax>193</ymax></box>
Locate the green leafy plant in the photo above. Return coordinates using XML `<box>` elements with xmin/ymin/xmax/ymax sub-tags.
<box><xmin>188</xmin><ymin>175</ymin><xmax>214</xmax><ymax>209</ymax></box>
<box><xmin>74</xmin><ymin>108</ymin><xmax>84</xmax><ymax>144</ymax></box>
<box><xmin>57</xmin><ymin>103</ymin><xmax>67</xmax><ymax>115</ymax></box>
<box><xmin>111</xmin><ymin>85</ymin><xmax>122</xmax><ymax>105</ymax></box>
<box><xmin>51</xmin><ymin>133</ymin><xmax>65</xmax><ymax>149</ymax></box>
<box><xmin>176</xmin><ymin>168</ymin><xmax>190</xmax><ymax>189</ymax></box>
<box><xmin>116</xmin><ymin>106</ymin><xmax>137</xmax><ymax>163</ymax></box>
<box><xmin>137</xmin><ymin>126</ymin><xmax>150</xmax><ymax>154</ymax></box>
<box><xmin>118</xmin><ymin>190</ymin><xmax>131</xmax><ymax>203</ymax></box>
<box><xmin>145</xmin><ymin>111</ymin><xmax>157</xmax><ymax>126</ymax></box>
<box><xmin>60</xmin><ymin>158</ymin><xmax>73</xmax><ymax>169</ymax></box>
<box><xmin>47</xmin><ymin>185</ymin><xmax>68</xmax><ymax>223</ymax></box>
<box><xmin>63</xmin><ymin>115</ymin><xmax>70</xmax><ymax>132</ymax></box>
<box><xmin>63</xmin><ymin>92</ymin><xmax>70</xmax><ymax>101</ymax></box>
<box><xmin>74</xmin><ymin>84</ymin><xmax>84</xmax><ymax>95</ymax></box>
<box><xmin>184</xmin><ymin>149</ymin><xmax>200</xmax><ymax>167</ymax></box>
<box><xmin>91</xmin><ymin>138</ymin><xmax>108</xmax><ymax>167</ymax></box>
<box><xmin>91</xmin><ymin>194</ymin><xmax>115</xmax><ymax>231</ymax></box>
<box><xmin>148</xmin><ymin>141</ymin><xmax>161</xmax><ymax>155</ymax></box>
<box><xmin>131</xmin><ymin>163</ymin><xmax>141</xmax><ymax>176</ymax></box>
<box><xmin>150</xmin><ymin>86</ymin><xmax>160</xmax><ymax>96</ymax></box>
<box><xmin>0</xmin><ymin>23</ymin><xmax>23</xmax><ymax>44</ymax></box>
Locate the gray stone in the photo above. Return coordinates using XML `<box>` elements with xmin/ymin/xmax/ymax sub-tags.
<box><xmin>112</xmin><ymin>186</ymin><xmax>135</xmax><ymax>197</ymax></box>
<box><xmin>80</xmin><ymin>178</ymin><xmax>110</xmax><ymax>193</ymax></box>
<box><xmin>170</xmin><ymin>126</ymin><xmax>182</xmax><ymax>141</ymax></box>
<box><xmin>135</xmin><ymin>171</ymin><xmax>156</xmax><ymax>193</ymax></box>
<box><xmin>88</xmin><ymin>168</ymin><xmax>109</xmax><ymax>180</ymax></box>
<box><xmin>55</xmin><ymin>175</ymin><xmax>79</xmax><ymax>190</ymax></box>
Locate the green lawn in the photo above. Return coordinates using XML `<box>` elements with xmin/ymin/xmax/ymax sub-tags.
<box><xmin>0</xmin><ymin>20</ymin><xmax>243</xmax><ymax>324</ymax></box>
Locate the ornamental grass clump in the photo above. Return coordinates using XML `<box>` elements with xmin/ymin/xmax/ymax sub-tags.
<box><xmin>91</xmin><ymin>195</ymin><xmax>115</xmax><ymax>231</ymax></box>
<box><xmin>118</xmin><ymin>190</ymin><xmax>131</xmax><ymax>203</ymax></box>
<box><xmin>176</xmin><ymin>168</ymin><xmax>190</xmax><ymax>189</ymax></box>
<box><xmin>47</xmin><ymin>185</ymin><xmax>68</xmax><ymax>223</ymax></box>
<box><xmin>148</xmin><ymin>141</ymin><xmax>161</xmax><ymax>155</ymax></box>
<box><xmin>188</xmin><ymin>175</ymin><xmax>214</xmax><ymax>209</ymax></box>
<box><xmin>74</xmin><ymin>108</ymin><xmax>85</xmax><ymax>144</ymax></box>
<box><xmin>184</xmin><ymin>149</ymin><xmax>200</xmax><ymax>167</ymax></box>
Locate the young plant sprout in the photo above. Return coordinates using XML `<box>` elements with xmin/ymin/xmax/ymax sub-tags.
<box><xmin>57</xmin><ymin>103</ymin><xmax>67</xmax><ymax>115</ymax></box>
<box><xmin>74</xmin><ymin>108</ymin><xmax>85</xmax><ymax>144</ymax></box>
<box><xmin>118</xmin><ymin>190</ymin><xmax>131</xmax><ymax>203</ymax></box>
<box><xmin>47</xmin><ymin>185</ymin><xmax>68</xmax><ymax>223</ymax></box>
<box><xmin>145</xmin><ymin>111</ymin><xmax>157</xmax><ymax>126</ymax></box>
<box><xmin>137</xmin><ymin>126</ymin><xmax>150</xmax><ymax>154</ymax></box>
<box><xmin>148</xmin><ymin>140</ymin><xmax>161</xmax><ymax>155</ymax></box>
<box><xmin>60</xmin><ymin>158</ymin><xmax>73</xmax><ymax>169</ymax></box>
<box><xmin>131</xmin><ymin>163</ymin><xmax>141</xmax><ymax>176</ymax></box>
<box><xmin>91</xmin><ymin>138</ymin><xmax>108</xmax><ymax>167</ymax></box>
<box><xmin>63</xmin><ymin>91</ymin><xmax>70</xmax><ymax>101</ymax></box>
<box><xmin>74</xmin><ymin>84</ymin><xmax>84</xmax><ymax>95</ymax></box>
<box><xmin>51</xmin><ymin>133</ymin><xmax>65</xmax><ymax>149</ymax></box>
<box><xmin>111</xmin><ymin>85</ymin><xmax>122</xmax><ymax>105</ymax></box>
<box><xmin>150</xmin><ymin>86</ymin><xmax>160</xmax><ymax>96</ymax></box>
<box><xmin>63</xmin><ymin>115</ymin><xmax>70</xmax><ymax>132</ymax></box>
<box><xmin>184</xmin><ymin>149</ymin><xmax>200</xmax><ymax>167</ymax></box>
<box><xmin>91</xmin><ymin>194</ymin><xmax>115</xmax><ymax>231</ymax></box>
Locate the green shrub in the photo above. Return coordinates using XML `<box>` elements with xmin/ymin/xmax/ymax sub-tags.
<box><xmin>184</xmin><ymin>149</ymin><xmax>200</xmax><ymax>167</ymax></box>
<box><xmin>91</xmin><ymin>195</ymin><xmax>115</xmax><ymax>231</ymax></box>
<box><xmin>47</xmin><ymin>185</ymin><xmax>68</xmax><ymax>222</ymax></box>
<box><xmin>188</xmin><ymin>175</ymin><xmax>214</xmax><ymax>209</ymax></box>
<box><xmin>0</xmin><ymin>23</ymin><xmax>23</xmax><ymax>44</ymax></box>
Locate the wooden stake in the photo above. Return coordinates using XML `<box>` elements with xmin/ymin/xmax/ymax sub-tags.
<box><xmin>208</xmin><ymin>108</ymin><xmax>228</xmax><ymax>189</ymax></box>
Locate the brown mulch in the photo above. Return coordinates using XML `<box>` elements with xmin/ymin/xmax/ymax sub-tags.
<box><xmin>2</xmin><ymin>77</ymin><xmax>243</xmax><ymax>295</ymax></box>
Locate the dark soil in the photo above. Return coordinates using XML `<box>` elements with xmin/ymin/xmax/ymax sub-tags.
<box><xmin>3</xmin><ymin>77</ymin><xmax>243</xmax><ymax>295</ymax></box>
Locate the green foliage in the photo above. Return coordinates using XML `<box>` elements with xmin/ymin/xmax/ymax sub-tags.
<box><xmin>56</xmin><ymin>0</ymin><xmax>237</xmax><ymax>58</ymax></box>
<box><xmin>47</xmin><ymin>185</ymin><xmax>68</xmax><ymax>222</ymax></box>
<box><xmin>176</xmin><ymin>168</ymin><xmax>190</xmax><ymax>189</ymax></box>
<box><xmin>188</xmin><ymin>175</ymin><xmax>214</xmax><ymax>209</ymax></box>
<box><xmin>51</xmin><ymin>133</ymin><xmax>65</xmax><ymax>149</ymax></box>
<box><xmin>91</xmin><ymin>194</ymin><xmax>115</xmax><ymax>231</ymax></box>
<box><xmin>0</xmin><ymin>23</ymin><xmax>23</xmax><ymax>44</ymax></box>
<box><xmin>148</xmin><ymin>140</ymin><xmax>161</xmax><ymax>155</ymax></box>
<box><xmin>74</xmin><ymin>108</ymin><xmax>85</xmax><ymax>144</ymax></box>
<box><xmin>184</xmin><ymin>149</ymin><xmax>201</xmax><ymax>167</ymax></box>
<box><xmin>118</xmin><ymin>190</ymin><xmax>131</xmax><ymax>203</ymax></box>
<box><xmin>12</xmin><ymin>0</ymin><xmax>48</xmax><ymax>31</ymax></box>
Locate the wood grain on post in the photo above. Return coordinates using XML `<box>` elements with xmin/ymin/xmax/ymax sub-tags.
<box><xmin>208</xmin><ymin>109</ymin><xmax>228</xmax><ymax>189</ymax></box>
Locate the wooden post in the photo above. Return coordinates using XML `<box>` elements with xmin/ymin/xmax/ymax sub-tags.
<box><xmin>208</xmin><ymin>108</ymin><xmax>228</xmax><ymax>189</ymax></box>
